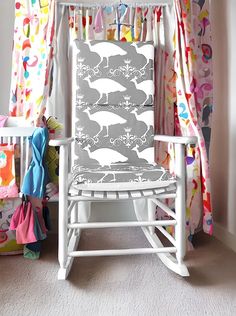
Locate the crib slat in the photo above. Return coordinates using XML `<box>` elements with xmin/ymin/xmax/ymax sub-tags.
<box><xmin>25</xmin><ymin>137</ymin><xmax>30</xmax><ymax>172</ymax></box>
<box><xmin>20</xmin><ymin>137</ymin><xmax>24</xmax><ymax>187</ymax></box>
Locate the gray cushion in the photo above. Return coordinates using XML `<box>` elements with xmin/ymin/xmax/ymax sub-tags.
<box><xmin>75</xmin><ymin>104</ymin><xmax>154</xmax><ymax>165</ymax></box>
<box><xmin>71</xmin><ymin>40</ymin><xmax>172</xmax><ymax>193</ymax></box>
<box><xmin>72</xmin><ymin>40</ymin><xmax>155</xmax><ymax>166</ymax></box>
<box><xmin>73</xmin><ymin>40</ymin><xmax>154</xmax><ymax>106</ymax></box>
<box><xmin>71</xmin><ymin>163</ymin><xmax>175</xmax><ymax>192</ymax></box>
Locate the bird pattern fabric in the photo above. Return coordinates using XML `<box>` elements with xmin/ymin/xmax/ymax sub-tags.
<box><xmin>72</xmin><ymin>40</ymin><xmax>172</xmax><ymax>185</ymax></box>
<box><xmin>74</xmin><ymin>40</ymin><xmax>154</xmax><ymax>106</ymax></box>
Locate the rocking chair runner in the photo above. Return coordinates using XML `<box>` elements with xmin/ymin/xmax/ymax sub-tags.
<box><xmin>50</xmin><ymin>40</ymin><xmax>197</xmax><ymax>280</ymax></box>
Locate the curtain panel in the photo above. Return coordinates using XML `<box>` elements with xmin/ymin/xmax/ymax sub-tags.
<box><xmin>174</xmin><ymin>0</ymin><xmax>213</xmax><ymax>238</ymax></box>
<box><xmin>9</xmin><ymin>0</ymin><xmax>55</xmax><ymax>122</ymax></box>
<box><xmin>10</xmin><ymin>0</ymin><xmax>213</xmax><ymax>241</ymax></box>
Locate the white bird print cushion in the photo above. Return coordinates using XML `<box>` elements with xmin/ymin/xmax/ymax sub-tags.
<box><xmin>73</xmin><ymin>40</ymin><xmax>154</xmax><ymax>106</ymax></box>
<box><xmin>72</xmin><ymin>40</ymin><xmax>173</xmax><ymax>187</ymax></box>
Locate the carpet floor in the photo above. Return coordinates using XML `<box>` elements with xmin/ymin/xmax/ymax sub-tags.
<box><xmin>1</xmin><ymin>228</ymin><xmax>236</xmax><ymax>316</ymax></box>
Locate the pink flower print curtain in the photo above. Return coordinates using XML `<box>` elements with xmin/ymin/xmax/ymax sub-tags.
<box><xmin>52</xmin><ymin>1</ymin><xmax>213</xmax><ymax>241</ymax></box>
<box><xmin>9</xmin><ymin>0</ymin><xmax>55</xmax><ymax>123</ymax></box>
<box><xmin>174</xmin><ymin>0</ymin><xmax>213</xmax><ymax>238</ymax></box>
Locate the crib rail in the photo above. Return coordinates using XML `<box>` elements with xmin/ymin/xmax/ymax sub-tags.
<box><xmin>0</xmin><ymin>126</ymin><xmax>36</xmax><ymax>188</ymax></box>
<box><xmin>0</xmin><ymin>127</ymin><xmax>35</xmax><ymax>137</ymax></box>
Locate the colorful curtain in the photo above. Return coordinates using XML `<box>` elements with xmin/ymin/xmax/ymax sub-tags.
<box><xmin>10</xmin><ymin>1</ymin><xmax>213</xmax><ymax>240</ymax></box>
<box><xmin>174</xmin><ymin>0</ymin><xmax>213</xmax><ymax>239</ymax></box>
<box><xmin>9</xmin><ymin>0</ymin><xmax>55</xmax><ymax>123</ymax></box>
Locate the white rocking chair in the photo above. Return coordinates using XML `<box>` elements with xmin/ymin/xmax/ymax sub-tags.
<box><xmin>50</xmin><ymin>40</ymin><xmax>197</xmax><ymax>280</ymax></box>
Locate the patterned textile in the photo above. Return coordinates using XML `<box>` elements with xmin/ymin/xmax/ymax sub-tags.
<box><xmin>75</xmin><ymin>105</ymin><xmax>154</xmax><ymax>165</ymax></box>
<box><xmin>173</xmin><ymin>0</ymin><xmax>213</xmax><ymax>237</ymax></box>
<box><xmin>0</xmin><ymin>198</ymin><xmax>23</xmax><ymax>255</ymax></box>
<box><xmin>9</xmin><ymin>0</ymin><xmax>55</xmax><ymax>122</ymax></box>
<box><xmin>0</xmin><ymin>145</ymin><xmax>19</xmax><ymax>199</ymax></box>
<box><xmin>73</xmin><ymin>40</ymin><xmax>154</xmax><ymax>106</ymax></box>
<box><xmin>70</xmin><ymin>40</ymin><xmax>172</xmax><ymax>190</ymax></box>
<box><xmin>71</xmin><ymin>163</ymin><xmax>174</xmax><ymax>189</ymax></box>
<box><xmin>73</xmin><ymin>41</ymin><xmax>155</xmax><ymax>167</ymax></box>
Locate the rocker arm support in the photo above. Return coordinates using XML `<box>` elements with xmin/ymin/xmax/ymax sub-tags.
<box><xmin>154</xmin><ymin>134</ymin><xmax>197</xmax><ymax>260</ymax></box>
<box><xmin>154</xmin><ymin>135</ymin><xmax>197</xmax><ymax>145</ymax></box>
<box><xmin>49</xmin><ymin>137</ymin><xmax>74</xmax><ymax>269</ymax></box>
<box><xmin>48</xmin><ymin>137</ymin><xmax>74</xmax><ymax>191</ymax></box>
<box><xmin>49</xmin><ymin>137</ymin><xmax>74</xmax><ymax>147</ymax></box>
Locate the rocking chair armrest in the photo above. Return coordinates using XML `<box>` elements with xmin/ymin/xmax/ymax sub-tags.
<box><xmin>154</xmin><ymin>135</ymin><xmax>197</xmax><ymax>145</ymax></box>
<box><xmin>49</xmin><ymin>137</ymin><xmax>74</xmax><ymax>147</ymax></box>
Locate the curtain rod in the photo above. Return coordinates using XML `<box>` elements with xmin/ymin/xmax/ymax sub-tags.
<box><xmin>57</xmin><ymin>1</ymin><xmax>172</xmax><ymax>7</ymax></box>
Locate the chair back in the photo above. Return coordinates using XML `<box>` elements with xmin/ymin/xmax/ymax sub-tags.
<box><xmin>72</xmin><ymin>40</ymin><xmax>155</xmax><ymax>167</ymax></box>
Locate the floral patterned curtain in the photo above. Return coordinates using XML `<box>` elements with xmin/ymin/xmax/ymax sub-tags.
<box><xmin>174</xmin><ymin>0</ymin><xmax>213</xmax><ymax>239</ymax></box>
<box><xmin>10</xmin><ymin>0</ymin><xmax>213</xmax><ymax>241</ymax></box>
<box><xmin>9</xmin><ymin>0</ymin><xmax>55</xmax><ymax>123</ymax></box>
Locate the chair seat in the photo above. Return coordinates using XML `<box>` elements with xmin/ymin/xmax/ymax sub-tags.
<box><xmin>69</xmin><ymin>163</ymin><xmax>176</xmax><ymax>193</ymax></box>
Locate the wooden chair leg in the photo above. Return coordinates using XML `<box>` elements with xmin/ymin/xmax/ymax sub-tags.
<box><xmin>174</xmin><ymin>143</ymin><xmax>186</xmax><ymax>265</ymax></box>
<box><xmin>148</xmin><ymin>199</ymin><xmax>156</xmax><ymax>235</ymax></box>
<box><xmin>58</xmin><ymin>198</ymin><xmax>68</xmax><ymax>280</ymax></box>
<box><xmin>58</xmin><ymin>145</ymin><xmax>69</xmax><ymax>280</ymax></box>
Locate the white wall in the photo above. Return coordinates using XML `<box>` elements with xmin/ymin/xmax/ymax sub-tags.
<box><xmin>0</xmin><ymin>0</ymin><xmax>15</xmax><ymax>115</ymax></box>
<box><xmin>210</xmin><ymin>0</ymin><xmax>236</xmax><ymax>250</ymax></box>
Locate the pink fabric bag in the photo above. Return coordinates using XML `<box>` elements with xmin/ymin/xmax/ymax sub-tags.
<box><xmin>10</xmin><ymin>201</ymin><xmax>37</xmax><ymax>244</ymax></box>
<box><xmin>34</xmin><ymin>206</ymin><xmax>47</xmax><ymax>235</ymax></box>
<box><xmin>9</xmin><ymin>202</ymin><xmax>25</xmax><ymax>231</ymax></box>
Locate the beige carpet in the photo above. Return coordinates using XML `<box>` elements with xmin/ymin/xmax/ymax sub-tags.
<box><xmin>1</xmin><ymin>228</ymin><xmax>236</xmax><ymax>316</ymax></box>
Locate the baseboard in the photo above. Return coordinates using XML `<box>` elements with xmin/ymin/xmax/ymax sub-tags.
<box><xmin>213</xmin><ymin>222</ymin><xmax>236</xmax><ymax>253</ymax></box>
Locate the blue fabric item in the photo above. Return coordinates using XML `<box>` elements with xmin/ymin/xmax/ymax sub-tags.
<box><xmin>24</xmin><ymin>243</ymin><xmax>40</xmax><ymax>260</ymax></box>
<box><xmin>26</xmin><ymin>241</ymin><xmax>41</xmax><ymax>252</ymax></box>
<box><xmin>22</xmin><ymin>127</ymin><xmax>49</xmax><ymax>198</ymax></box>
<box><xmin>43</xmin><ymin>205</ymin><xmax>51</xmax><ymax>231</ymax></box>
